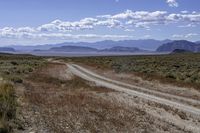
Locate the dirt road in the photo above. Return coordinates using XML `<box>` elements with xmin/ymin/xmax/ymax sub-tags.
<box><xmin>17</xmin><ymin>61</ymin><xmax>200</xmax><ymax>132</ymax></box>
<box><xmin>68</xmin><ymin>64</ymin><xmax>200</xmax><ymax>116</ymax></box>
<box><xmin>67</xmin><ymin>63</ymin><xmax>200</xmax><ymax>132</ymax></box>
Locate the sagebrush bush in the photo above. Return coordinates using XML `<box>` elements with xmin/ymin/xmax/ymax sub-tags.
<box><xmin>0</xmin><ymin>83</ymin><xmax>16</xmax><ymax>132</ymax></box>
<box><xmin>63</xmin><ymin>53</ymin><xmax>200</xmax><ymax>89</ymax></box>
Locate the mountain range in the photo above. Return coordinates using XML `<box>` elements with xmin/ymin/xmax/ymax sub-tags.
<box><xmin>99</xmin><ymin>46</ymin><xmax>146</xmax><ymax>52</ymax></box>
<box><xmin>34</xmin><ymin>45</ymin><xmax>146</xmax><ymax>53</ymax></box>
<box><xmin>9</xmin><ymin>39</ymin><xmax>172</xmax><ymax>52</ymax></box>
<box><xmin>156</xmin><ymin>40</ymin><xmax>200</xmax><ymax>52</ymax></box>
<box><xmin>49</xmin><ymin>46</ymin><xmax>98</xmax><ymax>52</ymax></box>
<box><xmin>0</xmin><ymin>47</ymin><xmax>15</xmax><ymax>52</ymax></box>
<box><xmin>1</xmin><ymin>39</ymin><xmax>200</xmax><ymax>54</ymax></box>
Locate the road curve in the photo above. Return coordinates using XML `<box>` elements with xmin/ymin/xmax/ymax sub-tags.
<box><xmin>67</xmin><ymin>63</ymin><xmax>200</xmax><ymax>116</ymax></box>
<box><xmin>71</xmin><ymin>64</ymin><xmax>200</xmax><ymax>106</ymax></box>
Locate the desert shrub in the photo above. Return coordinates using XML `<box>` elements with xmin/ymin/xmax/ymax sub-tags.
<box><xmin>0</xmin><ymin>83</ymin><xmax>16</xmax><ymax>133</ymax></box>
<box><xmin>62</xmin><ymin>53</ymin><xmax>200</xmax><ymax>89</ymax></box>
<box><xmin>3</xmin><ymin>71</ymin><xmax>10</xmax><ymax>75</ymax></box>
<box><xmin>27</xmin><ymin>67</ymin><xmax>33</xmax><ymax>72</ymax></box>
<box><xmin>0</xmin><ymin>54</ymin><xmax>46</xmax><ymax>83</ymax></box>
<box><xmin>11</xmin><ymin>77</ymin><xmax>23</xmax><ymax>84</ymax></box>
<box><xmin>166</xmin><ymin>73</ymin><xmax>176</xmax><ymax>79</ymax></box>
<box><xmin>10</xmin><ymin>61</ymin><xmax>18</xmax><ymax>66</ymax></box>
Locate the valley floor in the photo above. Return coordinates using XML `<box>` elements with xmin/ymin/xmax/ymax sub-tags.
<box><xmin>15</xmin><ymin>61</ymin><xmax>200</xmax><ymax>133</ymax></box>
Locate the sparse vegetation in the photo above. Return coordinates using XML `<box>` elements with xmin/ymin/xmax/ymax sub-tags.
<box><xmin>0</xmin><ymin>83</ymin><xmax>16</xmax><ymax>133</ymax></box>
<box><xmin>0</xmin><ymin>54</ymin><xmax>45</xmax><ymax>83</ymax></box>
<box><xmin>62</xmin><ymin>53</ymin><xmax>200</xmax><ymax>90</ymax></box>
<box><xmin>22</xmin><ymin>63</ymin><xmax>176</xmax><ymax>132</ymax></box>
<box><xmin>1</xmin><ymin>53</ymin><xmax>200</xmax><ymax>132</ymax></box>
<box><xmin>0</xmin><ymin>54</ymin><xmax>46</xmax><ymax>132</ymax></box>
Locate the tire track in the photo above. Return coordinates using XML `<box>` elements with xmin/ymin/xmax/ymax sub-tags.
<box><xmin>67</xmin><ymin>63</ymin><xmax>200</xmax><ymax>116</ymax></box>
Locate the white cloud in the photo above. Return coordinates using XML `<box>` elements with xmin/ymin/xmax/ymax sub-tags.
<box><xmin>0</xmin><ymin>27</ymin><xmax>36</xmax><ymax>39</ymax></box>
<box><xmin>172</xmin><ymin>33</ymin><xmax>198</xmax><ymax>38</ymax></box>
<box><xmin>166</xmin><ymin>0</ymin><xmax>179</xmax><ymax>7</ymax></box>
<box><xmin>143</xmin><ymin>35</ymin><xmax>151</xmax><ymax>38</ymax></box>
<box><xmin>1</xmin><ymin>10</ymin><xmax>200</xmax><ymax>44</ymax></box>
<box><xmin>112</xmin><ymin>10</ymin><xmax>168</xmax><ymax>20</ymax></box>
<box><xmin>185</xmin><ymin>33</ymin><xmax>198</xmax><ymax>38</ymax></box>
<box><xmin>37</xmin><ymin>33</ymin><xmax>133</xmax><ymax>40</ymax></box>
<box><xmin>96</xmin><ymin>19</ymin><xmax>122</xmax><ymax>28</ymax></box>
<box><xmin>37</xmin><ymin>18</ymin><xmax>98</xmax><ymax>32</ymax></box>
<box><xmin>110</xmin><ymin>10</ymin><xmax>168</xmax><ymax>30</ymax></box>
<box><xmin>37</xmin><ymin>17</ymin><xmax>124</xmax><ymax>32</ymax></box>
<box><xmin>124</xmin><ymin>29</ymin><xmax>134</xmax><ymax>32</ymax></box>
<box><xmin>96</xmin><ymin>15</ymin><xmax>111</xmax><ymax>19</ymax></box>
<box><xmin>178</xmin><ymin>23</ymin><xmax>196</xmax><ymax>28</ymax></box>
<box><xmin>27</xmin><ymin>10</ymin><xmax>200</xmax><ymax>32</ymax></box>
<box><xmin>0</xmin><ymin>29</ymin><xmax>134</xmax><ymax>41</ymax></box>
<box><xmin>181</xmin><ymin>11</ymin><xmax>189</xmax><ymax>14</ymax></box>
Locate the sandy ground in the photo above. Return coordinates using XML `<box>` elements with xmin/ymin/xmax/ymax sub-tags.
<box><xmin>81</xmin><ymin>64</ymin><xmax>200</xmax><ymax>101</ymax></box>
<box><xmin>14</xmin><ymin>62</ymin><xmax>200</xmax><ymax>133</ymax></box>
<box><xmin>79</xmin><ymin>63</ymin><xmax>200</xmax><ymax>109</ymax></box>
<box><xmin>68</xmin><ymin>63</ymin><xmax>200</xmax><ymax>131</ymax></box>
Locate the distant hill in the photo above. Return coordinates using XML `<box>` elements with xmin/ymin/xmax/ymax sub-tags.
<box><xmin>56</xmin><ymin>39</ymin><xmax>171</xmax><ymax>51</ymax></box>
<box><xmin>50</xmin><ymin>46</ymin><xmax>98</xmax><ymax>52</ymax></box>
<box><xmin>46</xmin><ymin>45</ymin><xmax>149</xmax><ymax>53</ymax></box>
<box><xmin>196</xmin><ymin>41</ymin><xmax>200</xmax><ymax>44</ymax></box>
<box><xmin>171</xmin><ymin>49</ymin><xmax>193</xmax><ymax>54</ymax></box>
<box><xmin>101</xmin><ymin>46</ymin><xmax>146</xmax><ymax>52</ymax></box>
<box><xmin>156</xmin><ymin>40</ymin><xmax>200</xmax><ymax>52</ymax></box>
<box><xmin>10</xmin><ymin>39</ymin><xmax>172</xmax><ymax>52</ymax></box>
<box><xmin>0</xmin><ymin>47</ymin><xmax>15</xmax><ymax>52</ymax></box>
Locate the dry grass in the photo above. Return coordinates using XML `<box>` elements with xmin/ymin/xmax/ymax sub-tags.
<box><xmin>0</xmin><ymin>54</ymin><xmax>46</xmax><ymax>132</ymax></box>
<box><xmin>20</xmin><ymin>62</ymin><xmax>178</xmax><ymax>132</ymax></box>
<box><xmin>61</xmin><ymin>54</ymin><xmax>200</xmax><ymax>90</ymax></box>
<box><xmin>0</xmin><ymin>83</ymin><xmax>16</xmax><ymax>133</ymax></box>
<box><xmin>0</xmin><ymin>54</ymin><xmax>45</xmax><ymax>83</ymax></box>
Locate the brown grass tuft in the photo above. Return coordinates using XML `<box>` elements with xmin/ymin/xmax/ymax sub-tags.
<box><xmin>0</xmin><ymin>83</ymin><xmax>16</xmax><ymax>133</ymax></box>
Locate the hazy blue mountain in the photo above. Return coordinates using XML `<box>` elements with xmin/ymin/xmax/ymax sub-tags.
<box><xmin>10</xmin><ymin>44</ymin><xmax>55</xmax><ymax>51</ymax></box>
<box><xmin>171</xmin><ymin>49</ymin><xmax>193</xmax><ymax>54</ymax></box>
<box><xmin>45</xmin><ymin>45</ymin><xmax>149</xmax><ymax>53</ymax></box>
<box><xmin>156</xmin><ymin>40</ymin><xmax>199</xmax><ymax>52</ymax></box>
<box><xmin>101</xmin><ymin>46</ymin><xmax>146</xmax><ymax>52</ymax></box>
<box><xmin>196</xmin><ymin>41</ymin><xmax>200</xmax><ymax>44</ymax></box>
<box><xmin>62</xmin><ymin>39</ymin><xmax>171</xmax><ymax>50</ymax></box>
<box><xmin>10</xmin><ymin>39</ymin><xmax>172</xmax><ymax>52</ymax></box>
<box><xmin>50</xmin><ymin>46</ymin><xmax>98</xmax><ymax>52</ymax></box>
<box><xmin>0</xmin><ymin>47</ymin><xmax>15</xmax><ymax>52</ymax></box>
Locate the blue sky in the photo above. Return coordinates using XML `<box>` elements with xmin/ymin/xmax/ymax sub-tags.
<box><xmin>0</xmin><ymin>0</ymin><xmax>200</xmax><ymax>45</ymax></box>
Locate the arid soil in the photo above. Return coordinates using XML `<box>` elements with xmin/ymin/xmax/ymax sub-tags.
<box><xmin>15</xmin><ymin>62</ymin><xmax>200</xmax><ymax>133</ymax></box>
<box><xmin>80</xmin><ymin>64</ymin><xmax>200</xmax><ymax>101</ymax></box>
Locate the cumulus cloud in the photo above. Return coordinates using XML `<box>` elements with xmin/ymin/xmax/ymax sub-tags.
<box><xmin>96</xmin><ymin>19</ymin><xmax>122</xmax><ymax>28</ymax></box>
<box><xmin>172</xmin><ymin>33</ymin><xmax>198</xmax><ymax>38</ymax></box>
<box><xmin>181</xmin><ymin>11</ymin><xmax>189</xmax><ymax>14</ymax></box>
<box><xmin>0</xmin><ymin>29</ymin><xmax>134</xmax><ymax>41</ymax></box>
<box><xmin>7</xmin><ymin>10</ymin><xmax>200</xmax><ymax>33</ymax></box>
<box><xmin>36</xmin><ymin>33</ymin><xmax>134</xmax><ymax>40</ymax></box>
<box><xmin>37</xmin><ymin>18</ymin><xmax>98</xmax><ymax>32</ymax></box>
<box><xmin>1</xmin><ymin>10</ymin><xmax>200</xmax><ymax>43</ymax></box>
<box><xmin>109</xmin><ymin>10</ymin><xmax>200</xmax><ymax>29</ymax></box>
<box><xmin>166</xmin><ymin>0</ymin><xmax>179</xmax><ymax>7</ymax></box>
<box><xmin>143</xmin><ymin>35</ymin><xmax>151</xmax><ymax>38</ymax></box>
<box><xmin>178</xmin><ymin>23</ymin><xmax>196</xmax><ymax>28</ymax></box>
<box><xmin>0</xmin><ymin>27</ymin><xmax>36</xmax><ymax>39</ymax></box>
